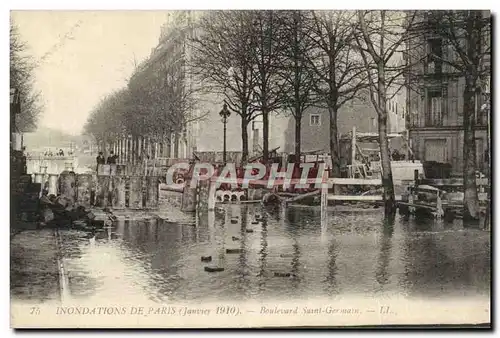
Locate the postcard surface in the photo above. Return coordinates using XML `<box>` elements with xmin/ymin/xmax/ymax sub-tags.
<box><xmin>10</xmin><ymin>10</ymin><xmax>491</xmax><ymax>328</ymax></box>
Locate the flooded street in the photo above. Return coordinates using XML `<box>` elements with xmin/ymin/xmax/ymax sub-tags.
<box><xmin>40</xmin><ymin>204</ymin><xmax>490</xmax><ymax>305</ymax></box>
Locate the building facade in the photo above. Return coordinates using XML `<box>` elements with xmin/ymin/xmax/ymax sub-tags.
<box><xmin>406</xmin><ymin>11</ymin><xmax>491</xmax><ymax>175</ymax></box>
<box><xmin>282</xmin><ymin>93</ymin><xmax>407</xmax><ymax>155</ymax></box>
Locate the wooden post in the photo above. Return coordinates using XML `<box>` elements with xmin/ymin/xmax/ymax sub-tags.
<box><xmin>207</xmin><ymin>180</ymin><xmax>216</xmax><ymax>211</ymax></box>
<box><xmin>119</xmin><ymin>138</ymin><xmax>123</xmax><ymax>162</ymax></box>
<box><xmin>351</xmin><ymin>126</ymin><xmax>356</xmax><ymax>166</ymax></box>
<box><xmin>128</xmin><ymin>176</ymin><xmax>143</xmax><ymax>209</ymax></box>
<box><xmin>181</xmin><ymin>162</ymin><xmax>197</xmax><ymax>212</ymax></box>
<box><xmin>414</xmin><ymin>169</ymin><xmax>420</xmax><ymax>186</ymax></box>
<box><xmin>436</xmin><ymin>191</ymin><xmax>443</xmax><ymax>219</ymax></box>
<box><xmin>48</xmin><ymin>174</ymin><xmax>58</xmax><ymax>195</ymax></box>
<box><xmin>96</xmin><ymin>175</ymin><xmax>111</xmax><ymax>208</ymax></box>
<box><xmin>59</xmin><ymin>171</ymin><xmax>77</xmax><ymax>204</ymax></box>
<box><xmin>75</xmin><ymin>174</ymin><xmax>92</xmax><ymax>208</ymax></box>
<box><xmin>130</xmin><ymin>136</ymin><xmax>134</xmax><ymax>164</ymax></box>
<box><xmin>111</xmin><ymin>176</ymin><xmax>126</xmax><ymax>209</ymax></box>
<box><xmin>320</xmin><ymin>160</ymin><xmax>329</xmax><ymax>226</ymax></box>
<box><xmin>145</xmin><ymin>176</ymin><xmax>159</xmax><ymax>209</ymax></box>
<box><xmin>138</xmin><ymin>136</ymin><xmax>142</xmax><ymax>162</ymax></box>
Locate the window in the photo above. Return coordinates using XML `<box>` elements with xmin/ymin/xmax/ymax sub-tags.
<box><xmin>424</xmin><ymin>139</ymin><xmax>448</xmax><ymax>163</ymax></box>
<box><xmin>426</xmin><ymin>89</ymin><xmax>443</xmax><ymax>126</ymax></box>
<box><xmin>427</xmin><ymin>38</ymin><xmax>443</xmax><ymax>74</ymax></box>
<box><xmin>310</xmin><ymin>114</ymin><xmax>321</xmax><ymax>126</ymax></box>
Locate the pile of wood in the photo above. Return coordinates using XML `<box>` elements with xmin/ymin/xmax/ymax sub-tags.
<box><xmin>38</xmin><ymin>194</ymin><xmax>113</xmax><ymax>231</ymax></box>
<box><xmin>262</xmin><ymin>190</ymin><xmax>321</xmax><ymax>207</ymax></box>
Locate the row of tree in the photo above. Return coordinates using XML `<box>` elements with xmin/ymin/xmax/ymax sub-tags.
<box><xmin>84</xmin><ymin>10</ymin><xmax>490</xmax><ymax>220</ymax></box>
<box><xmin>10</xmin><ymin>22</ymin><xmax>43</xmax><ymax>132</ymax></box>
<box><xmin>189</xmin><ymin>10</ymin><xmax>490</xmax><ymax>219</ymax></box>
<box><xmin>84</xmin><ymin>22</ymin><xmax>197</xmax><ymax>154</ymax></box>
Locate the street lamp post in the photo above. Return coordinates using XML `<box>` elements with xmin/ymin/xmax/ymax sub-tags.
<box><xmin>219</xmin><ymin>103</ymin><xmax>231</xmax><ymax>165</ymax></box>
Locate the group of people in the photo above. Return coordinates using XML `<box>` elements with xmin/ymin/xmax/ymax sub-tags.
<box><xmin>43</xmin><ymin>148</ymin><xmax>73</xmax><ymax>157</ymax></box>
<box><xmin>96</xmin><ymin>151</ymin><xmax>118</xmax><ymax>165</ymax></box>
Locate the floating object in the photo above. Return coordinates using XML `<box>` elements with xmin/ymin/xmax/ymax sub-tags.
<box><xmin>230</xmin><ymin>219</ymin><xmax>238</xmax><ymax>224</ymax></box>
<box><xmin>204</xmin><ymin>266</ymin><xmax>224</xmax><ymax>272</ymax></box>
<box><xmin>274</xmin><ymin>272</ymin><xmax>294</xmax><ymax>278</ymax></box>
<box><xmin>91</xmin><ymin>220</ymin><xmax>105</xmax><ymax>228</ymax></box>
<box><xmin>226</xmin><ymin>248</ymin><xmax>243</xmax><ymax>254</ymax></box>
<box><xmin>279</xmin><ymin>254</ymin><xmax>294</xmax><ymax>258</ymax></box>
<box><xmin>201</xmin><ymin>256</ymin><xmax>212</xmax><ymax>262</ymax></box>
<box><xmin>245</xmin><ymin>229</ymin><xmax>254</xmax><ymax>233</ymax></box>
<box><xmin>232</xmin><ymin>236</ymin><xmax>240</xmax><ymax>241</ymax></box>
<box><xmin>251</xmin><ymin>221</ymin><xmax>259</xmax><ymax>225</ymax></box>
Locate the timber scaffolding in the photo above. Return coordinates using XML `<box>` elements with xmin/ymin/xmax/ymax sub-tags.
<box><xmin>30</xmin><ymin>163</ymin><xmax>160</xmax><ymax>210</ymax></box>
<box><xmin>170</xmin><ymin>155</ymin><xmax>489</xmax><ymax>223</ymax></box>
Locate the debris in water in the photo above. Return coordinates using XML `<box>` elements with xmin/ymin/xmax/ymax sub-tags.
<box><xmin>204</xmin><ymin>266</ymin><xmax>224</xmax><ymax>272</ymax></box>
<box><xmin>226</xmin><ymin>248</ymin><xmax>243</xmax><ymax>254</ymax></box>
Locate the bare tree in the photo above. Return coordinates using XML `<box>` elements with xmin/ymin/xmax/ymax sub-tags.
<box><xmin>307</xmin><ymin>11</ymin><xmax>367</xmax><ymax>178</ymax></box>
<box><xmin>248</xmin><ymin>10</ymin><xmax>287</xmax><ymax>163</ymax></box>
<box><xmin>10</xmin><ymin>22</ymin><xmax>43</xmax><ymax>132</ymax></box>
<box><xmin>190</xmin><ymin>11</ymin><xmax>259</xmax><ymax>164</ymax></box>
<box><xmin>83</xmin><ymin>88</ymin><xmax>130</xmax><ymax>151</ymax></box>
<box><xmin>355</xmin><ymin>10</ymin><xmax>416</xmax><ymax>217</ymax></box>
<box><xmin>419</xmin><ymin>10</ymin><xmax>491</xmax><ymax>221</ymax></box>
<box><xmin>275</xmin><ymin>11</ymin><xmax>317</xmax><ymax>163</ymax></box>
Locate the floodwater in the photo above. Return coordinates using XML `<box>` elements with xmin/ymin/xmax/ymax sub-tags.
<box><xmin>46</xmin><ymin>204</ymin><xmax>491</xmax><ymax>305</ymax></box>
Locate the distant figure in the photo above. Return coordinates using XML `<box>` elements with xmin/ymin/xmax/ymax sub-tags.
<box><xmin>96</xmin><ymin>152</ymin><xmax>105</xmax><ymax>165</ymax></box>
<box><xmin>107</xmin><ymin>151</ymin><xmax>117</xmax><ymax>164</ymax></box>
<box><xmin>58</xmin><ymin>149</ymin><xmax>64</xmax><ymax>156</ymax></box>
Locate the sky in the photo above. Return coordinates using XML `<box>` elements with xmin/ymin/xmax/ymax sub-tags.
<box><xmin>11</xmin><ymin>11</ymin><xmax>172</xmax><ymax>135</ymax></box>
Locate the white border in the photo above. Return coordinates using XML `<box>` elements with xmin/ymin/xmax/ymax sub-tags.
<box><xmin>1</xmin><ymin>1</ymin><xmax>497</xmax><ymax>337</ymax></box>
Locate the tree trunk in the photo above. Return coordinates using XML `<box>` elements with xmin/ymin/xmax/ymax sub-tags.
<box><xmin>263</xmin><ymin>110</ymin><xmax>269</xmax><ymax>163</ymax></box>
<box><xmin>294</xmin><ymin>114</ymin><xmax>301</xmax><ymax>164</ymax></box>
<box><xmin>328</xmin><ymin>105</ymin><xmax>340</xmax><ymax>179</ymax></box>
<box><xmin>378</xmin><ymin>111</ymin><xmax>396</xmax><ymax>217</ymax></box>
<box><xmin>241</xmin><ymin>117</ymin><xmax>249</xmax><ymax>165</ymax></box>
<box><xmin>375</xmin><ymin>61</ymin><xmax>396</xmax><ymax>218</ymax></box>
<box><xmin>174</xmin><ymin>132</ymin><xmax>179</xmax><ymax>159</ymax></box>
<box><xmin>462</xmin><ymin>79</ymin><xmax>480</xmax><ymax>222</ymax></box>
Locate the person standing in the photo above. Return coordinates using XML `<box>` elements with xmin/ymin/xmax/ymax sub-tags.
<box><xmin>107</xmin><ymin>151</ymin><xmax>117</xmax><ymax>164</ymax></box>
<box><xmin>96</xmin><ymin>152</ymin><xmax>105</xmax><ymax>173</ymax></box>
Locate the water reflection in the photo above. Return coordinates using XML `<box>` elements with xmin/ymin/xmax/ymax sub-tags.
<box><xmin>375</xmin><ymin>218</ymin><xmax>394</xmax><ymax>289</ymax></box>
<box><xmin>55</xmin><ymin>204</ymin><xmax>490</xmax><ymax>303</ymax></box>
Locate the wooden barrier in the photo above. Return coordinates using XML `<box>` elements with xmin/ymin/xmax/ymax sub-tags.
<box><xmin>59</xmin><ymin>172</ymin><xmax>76</xmax><ymax>203</ymax></box>
<box><xmin>96</xmin><ymin>175</ymin><xmax>111</xmax><ymax>208</ymax></box>
<box><xmin>76</xmin><ymin>174</ymin><xmax>93</xmax><ymax>208</ymax></box>
<box><xmin>112</xmin><ymin>176</ymin><xmax>126</xmax><ymax>209</ymax></box>
<box><xmin>128</xmin><ymin>176</ymin><xmax>143</xmax><ymax>209</ymax></box>
<box><xmin>145</xmin><ymin>176</ymin><xmax>159</xmax><ymax>209</ymax></box>
<box><xmin>48</xmin><ymin>174</ymin><xmax>58</xmax><ymax>195</ymax></box>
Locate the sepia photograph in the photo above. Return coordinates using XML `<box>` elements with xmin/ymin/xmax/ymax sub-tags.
<box><xmin>9</xmin><ymin>8</ymin><xmax>491</xmax><ymax>329</ymax></box>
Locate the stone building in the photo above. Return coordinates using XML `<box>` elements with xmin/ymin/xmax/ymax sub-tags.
<box><xmin>405</xmin><ymin>11</ymin><xmax>491</xmax><ymax>175</ymax></box>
